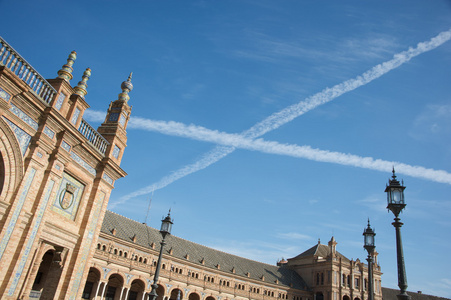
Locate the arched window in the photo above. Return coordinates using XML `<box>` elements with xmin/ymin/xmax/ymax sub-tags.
<box><xmin>102</xmin><ymin>245</ymin><xmax>106</xmax><ymax>251</ymax></box>
<box><xmin>97</xmin><ymin>243</ymin><xmax>101</xmax><ymax>249</ymax></box>
<box><xmin>124</xmin><ymin>252</ymin><xmax>128</xmax><ymax>258</ymax></box>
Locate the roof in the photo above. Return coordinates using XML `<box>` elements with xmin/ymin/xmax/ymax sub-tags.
<box><xmin>288</xmin><ymin>242</ymin><xmax>350</xmax><ymax>262</ymax></box>
<box><xmin>101</xmin><ymin>211</ymin><xmax>308</xmax><ymax>290</ymax></box>
<box><xmin>382</xmin><ymin>288</ymin><xmax>450</xmax><ymax>300</ymax></box>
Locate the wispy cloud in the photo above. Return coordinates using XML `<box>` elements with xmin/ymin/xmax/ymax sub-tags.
<box><xmin>277</xmin><ymin>232</ymin><xmax>313</xmax><ymax>241</ymax></box>
<box><xmin>409</xmin><ymin>104</ymin><xmax>451</xmax><ymax>142</ymax></box>
<box><xmin>106</xmin><ymin>28</ymin><xmax>451</xmax><ymax>207</ymax></box>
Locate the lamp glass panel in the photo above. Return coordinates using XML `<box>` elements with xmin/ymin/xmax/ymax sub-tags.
<box><xmin>365</xmin><ymin>234</ymin><xmax>374</xmax><ymax>246</ymax></box>
<box><xmin>390</xmin><ymin>188</ymin><xmax>403</xmax><ymax>204</ymax></box>
<box><xmin>161</xmin><ymin>221</ymin><xmax>172</xmax><ymax>234</ymax></box>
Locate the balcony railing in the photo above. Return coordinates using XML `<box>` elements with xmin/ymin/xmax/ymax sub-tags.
<box><xmin>79</xmin><ymin>119</ymin><xmax>109</xmax><ymax>155</ymax></box>
<box><xmin>1</xmin><ymin>36</ymin><xmax>109</xmax><ymax>156</ymax></box>
<box><xmin>0</xmin><ymin>36</ymin><xmax>57</xmax><ymax>104</ymax></box>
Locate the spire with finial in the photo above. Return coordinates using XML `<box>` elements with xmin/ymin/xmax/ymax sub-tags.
<box><xmin>73</xmin><ymin>68</ymin><xmax>91</xmax><ymax>98</ymax></box>
<box><xmin>57</xmin><ymin>51</ymin><xmax>77</xmax><ymax>81</ymax></box>
<box><xmin>117</xmin><ymin>72</ymin><xmax>133</xmax><ymax>102</ymax></box>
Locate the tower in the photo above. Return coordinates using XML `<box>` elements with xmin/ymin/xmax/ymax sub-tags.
<box><xmin>0</xmin><ymin>36</ymin><xmax>131</xmax><ymax>299</ymax></box>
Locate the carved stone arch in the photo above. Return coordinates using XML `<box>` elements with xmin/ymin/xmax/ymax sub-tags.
<box><xmin>170</xmin><ymin>287</ymin><xmax>184</xmax><ymax>300</ymax></box>
<box><xmin>129</xmin><ymin>278</ymin><xmax>146</xmax><ymax>300</ymax></box>
<box><xmin>188</xmin><ymin>291</ymin><xmax>201</xmax><ymax>300</ymax></box>
<box><xmin>0</xmin><ymin>117</ymin><xmax>24</xmax><ymax>203</ymax></box>
<box><xmin>105</xmin><ymin>271</ymin><xmax>126</xmax><ymax>283</ymax></box>
<box><xmin>88</xmin><ymin>265</ymin><xmax>103</xmax><ymax>278</ymax></box>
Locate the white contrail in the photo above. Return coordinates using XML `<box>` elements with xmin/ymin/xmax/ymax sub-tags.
<box><xmin>128</xmin><ymin>116</ymin><xmax>451</xmax><ymax>184</ymax></box>
<box><xmin>108</xmin><ymin>28</ymin><xmax>451</xmax><ymax>206</ymax></box>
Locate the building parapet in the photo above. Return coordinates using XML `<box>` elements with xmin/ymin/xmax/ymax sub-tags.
<box><xmin>0</xmin><ymin>36</ymin><xmax>57</xmax><ymax>104</ymax></box>
<box><xmin>79</xmin><ymin>118</ymin><xmax>109</xmax><ymax>155</ymax></box>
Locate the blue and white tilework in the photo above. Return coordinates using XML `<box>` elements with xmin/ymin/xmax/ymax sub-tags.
<box><xmin>112</xmin><ymin>145</ymin><xmax>120</xmax><ymax>159</ymax></box>
<box><xmin>71</xmin><ymin>107</ymin><xmax>80</xmax><ymax>125</ymax></box>
<box><xmin>55</xmin><ymin>92</ymin><xmax>65</xmax><ymax>110</ymax></box>
<box><xmin>0</xmin><ymin>86</ymin><xmax>11</xmax><ymax>101</ymax></box>
<box><xmin>102</xmin><ymin>173</ymin><xmax>114</xmax><ymax>185</ymax></box>
<box><xmin>52</xmin><ymin>173</ymin><xmax>84</xmax><ymax>220</ymax></box>
<box><xmin>61</xmin><ymin>141</ymin><xmax>71</xmax><ymax>152</ymax></box>
<box><xmin>43</xmin><ymin>126</ymin><xmax>55</xmax><ymax>139</ymax></box>
<box><xmin>8</xmin><ymin>179</ymin><xmax>55</xmax><ymax>296</ymax></box>
<box><xmin>3</xmin><ymin>117</ymin><xmax>32</xmax><ymax>156</ymax></box>
<box><xmin>9</xmin><ymin>104</ymin><xmax>38</xmax><ymax>130</ymax></box>
<box><xmin>70</xmin><ymin>152</ymin><xmax>96</xmax><ymax>175</ymax></box>
<box><xmin>0</xmin><ymin>168</ymin><xmax>36</xmax><ymax>261</ymax></box>
<box><xmin>108</xmin><ymin>112</ymin><xmax>119</xmax><ymax>122</ymax></box>
<box><xmin>119</xmin><ymin>113</ymin><xmax>126</xmax><ymax>126</ymax></box>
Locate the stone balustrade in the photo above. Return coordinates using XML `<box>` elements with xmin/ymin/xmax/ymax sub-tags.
<box><xmin>78</xmin><ymin>119</ymin><xmax>109</xmax><ymax>155</ymax></box>
<box><xmin>0</xmin><ymin>36</ymin><xmax>57</xmax><ymax>104</ymax></box>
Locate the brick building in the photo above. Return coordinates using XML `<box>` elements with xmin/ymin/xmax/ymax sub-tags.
<box><xmin>1</xmin><ymin>36</ymin><xmax>384</xmax><ymax>300</ymax></box>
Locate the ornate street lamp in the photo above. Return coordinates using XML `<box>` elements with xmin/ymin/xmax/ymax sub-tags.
<box><xmin>148</xmin><ymin>211</ymin><xmax>173</xmax><ymax>300</ymax></box>
<box><xmin>385</xmin><ymin>169</ymin><xmax>410</xmax><ymax>300</ymax></box>
<box><xmin>363</xmin><ymin>219</ymin><xmax>375</xmax><ymax>300</ymax></box>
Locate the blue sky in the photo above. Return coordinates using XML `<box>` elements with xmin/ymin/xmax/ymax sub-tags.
<box><xmin>1</xmin><ymin>0</ymin><xmax>451</xmax><ymax>297</ymax></box>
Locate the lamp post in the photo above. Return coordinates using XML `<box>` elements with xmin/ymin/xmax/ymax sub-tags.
<box><xmin>363</xmin><ymin>219</ymin><xmax>375</xmax><ymax>300</ymax></box>
<box><xmin>148</xmin><ymin>211</ymin><xmax>173</xmax><ymax>300</ymax></box>
<box><xmin>385</xmin><ymin>169</ymin><xmax>410</xmax><ymax>300</ymax></box>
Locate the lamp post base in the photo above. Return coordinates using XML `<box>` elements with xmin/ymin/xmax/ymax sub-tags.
<box><xmin>396</xmin><ymin>292</ymin><xmax>411</xmax><ymax>300</ymax></box>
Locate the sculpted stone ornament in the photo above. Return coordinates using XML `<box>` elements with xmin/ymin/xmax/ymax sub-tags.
<box><xmin>60</xmin><ymin>183</ymin><xmax>76</xmax><ymax>210</ymax></box>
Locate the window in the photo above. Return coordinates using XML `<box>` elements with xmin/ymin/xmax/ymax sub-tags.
<box><xmin>355</xmin><ymin>278</ymin><xmax>359</xmax><ymax>289</ymax></box>
<box><xmin>82</xmin><ymin>281</ymin><xmax>94</xmax><ymax>299</ymax></box>
<box><xmin>129</xmin><ymin>291</ymin><xmax>138</xmax><ymax>300</ymax></box>
<box><xmin>105</xmin><ymin>286</ymin><xmax>116</xmax><ymax>300</ymax></box>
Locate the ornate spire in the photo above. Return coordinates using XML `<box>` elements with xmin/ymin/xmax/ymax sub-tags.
<box><xmin>117</xmin><ymin>72</ymin><xmax>133</xmax><ymax>102</ymax></box>
<box><xmin>73</xmin><ymin>68</ymin><xmax>91</xmax><ymax>98</ymax></box>
<box><xmin>57</xmin><ymin>51</ymin><xmax>77</xmax><ymax>81</ymax></box>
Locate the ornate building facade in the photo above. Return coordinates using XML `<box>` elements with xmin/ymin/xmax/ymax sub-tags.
<box><xmin>0</xmin><ymin>36</ymin><xmax>383</xmax><ymax>300</ymax></box>
<box><xmin>0</xmin><ymin>36</ymin><xmax>132</xmax><ymax>299</ymax></box>
<box><xmin>88</xmin><ymin>211</ymin><xmax>383</xmax><ymax>300</ymax></box>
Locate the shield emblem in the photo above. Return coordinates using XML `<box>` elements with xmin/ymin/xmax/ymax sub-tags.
<box><xmin>60</xmin><ymin>183</ymin><xmax>76</xmax><ymax>210</ymax></box>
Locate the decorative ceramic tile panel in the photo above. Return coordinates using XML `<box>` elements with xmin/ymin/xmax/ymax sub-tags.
<box><xmin>55</xmin><ymin>92</ymin><xmax>65</xmax><ymax>110</ymax></box>
<box><xmin>61</xmin><ymin>140</ymin><xmax>71</xmax><ymax>152</ymax></box>
<box><xmin>125</xmin><ymin>273</ymin><xmax>133</xmax><ymax>284</ymax></box>
<box><xmin>3</xmin><ymin>117</ymin><xmax>32</xmax><ymax>156</ymax></box>
<box><xmin>70</xmin><ymin>152</ymin><xmax>96</xmax><ymax>175</ymax></box>
<box><xmin>108</xmin><ymin>112</ymin><xmax>119</xmax><ymax>122</ymax></box>
<box><xmin>119</xmin><ymin>113</ymin><xmax>126</xmax><ymax>126</ymax></box>
<box><xmin>43</xmin><ymin>126</ymin><xmax>55</xmax><ymax>139</ymax></box>
<box><xmin>52</xmin><ymin>173</ymin><xmax>85</xmax><ymax>220</ymax></box>
<box><xmin>68</xmin><ymin>191</ymin><xmax>106</xmax><ymax>299</ymax></box>
<box><xmin>112</xmin><ymin>145</ymin><xmax>120</xmax><ymax>159</ymax></box>
<box><xmin>0</xmin><ymin>168</ymin><xmax>36</xmax><ymax>261</ymax></box>
<box><xmin>8</xmin><ymin>179</ymin><xmax>55</xmax><ymax>296</ymax></box>
<box><xmin>102</xmin><ymin>173</ymin><xmax>114</xmax><ymax>185</ymax></box>
<box><xmin>71</xmin><ymin>107</ymin><xmax>80</xmax><ymax>125</ymax></box>
<box><xmin>0</xmin><ymin>86</ymin><xmax>11</xmax><ymax>101</ymax></box>
<box><xmin>9</xmin><ymin>103</ymin><xmax>39</xmax><ymax>130</ymax></box>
